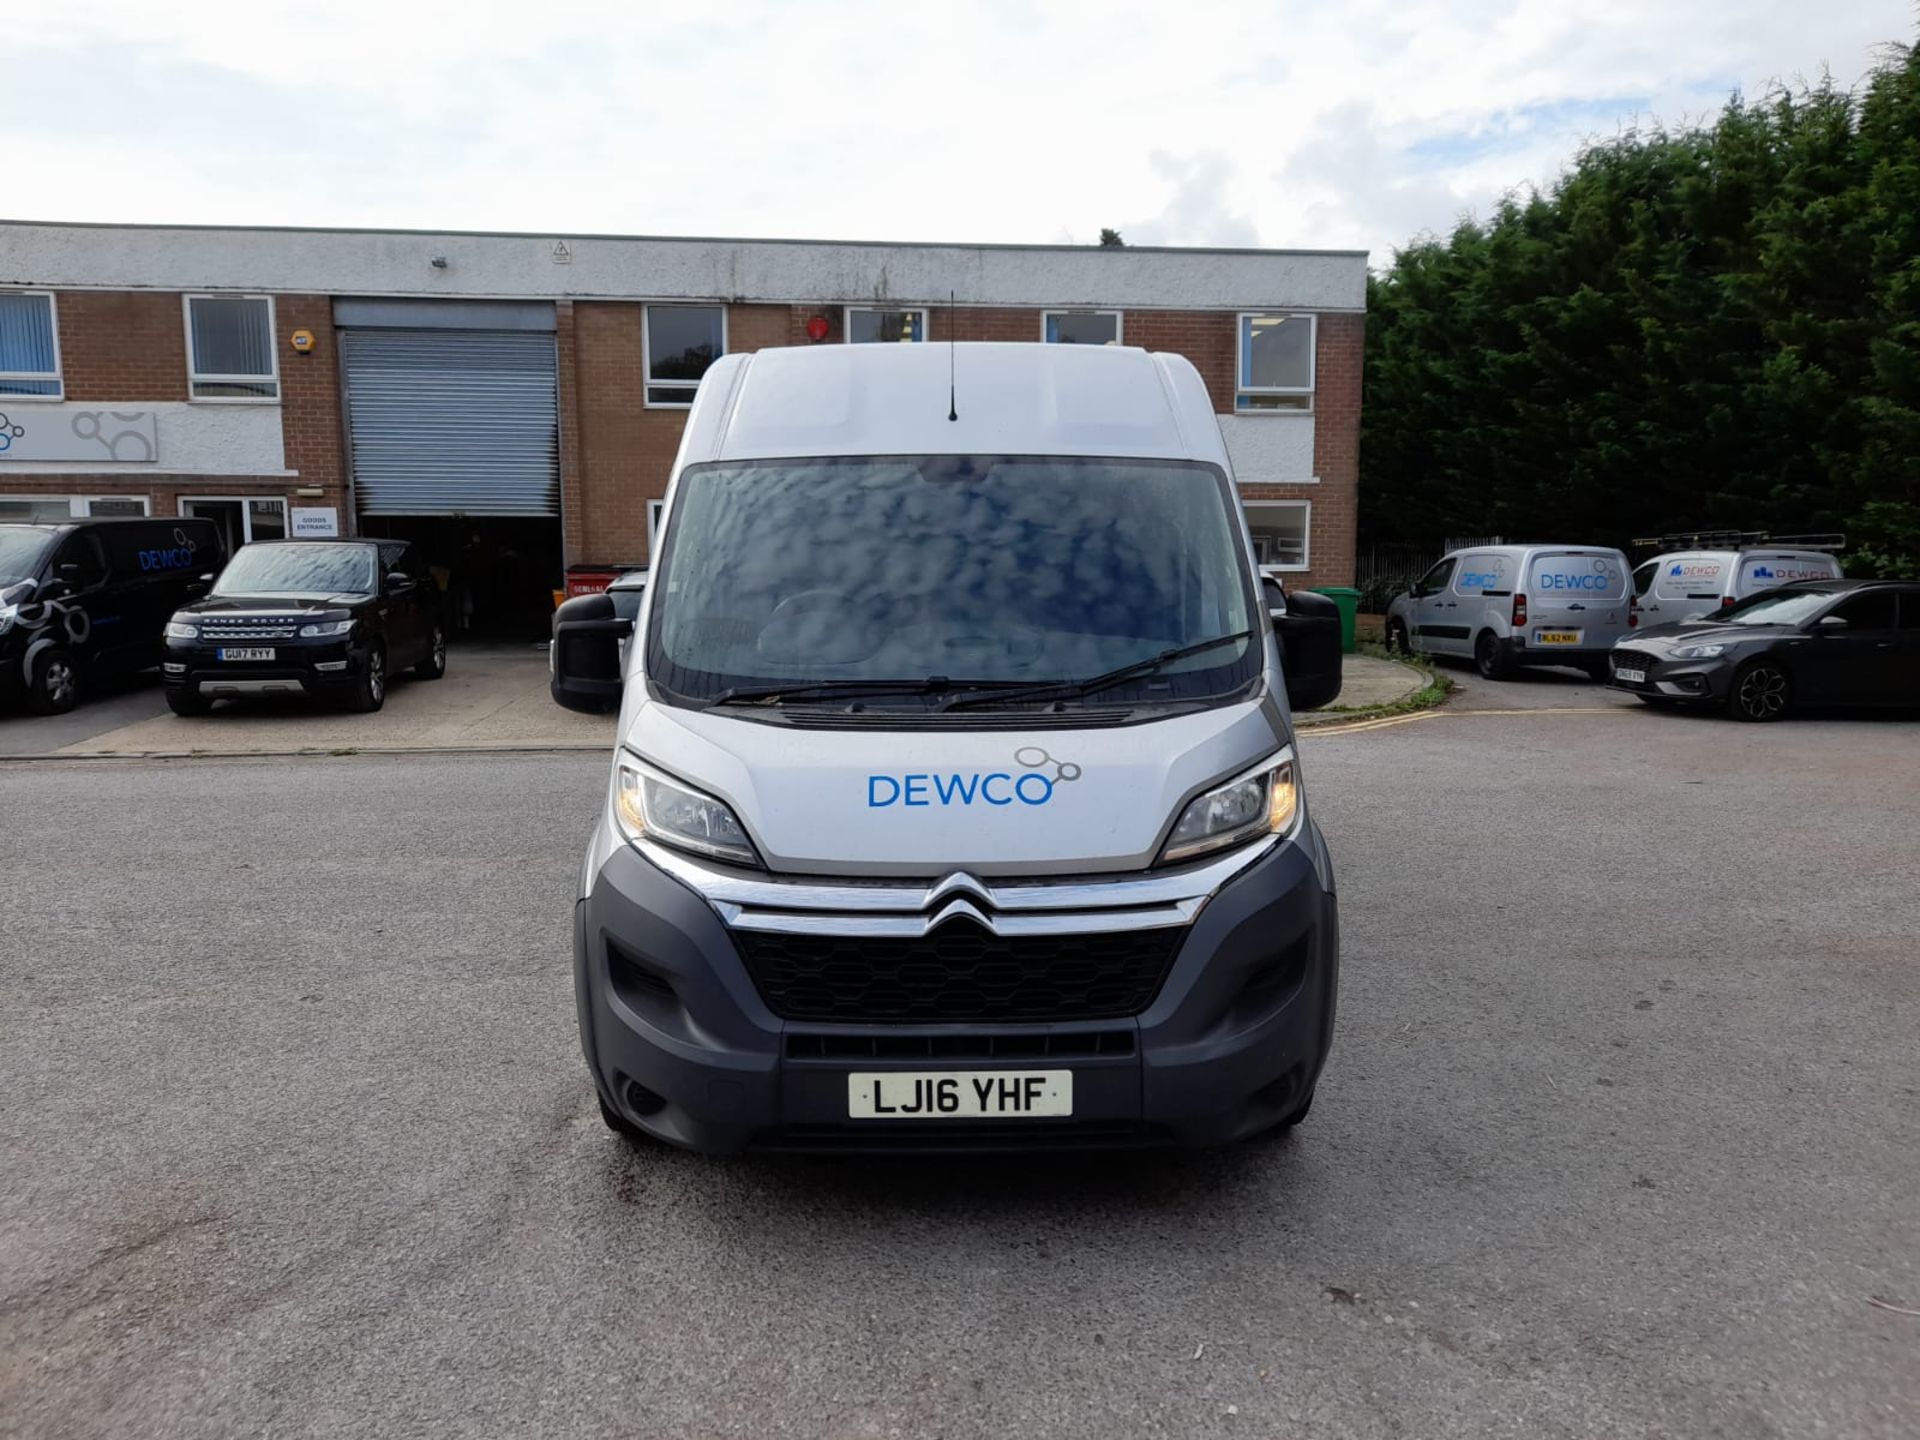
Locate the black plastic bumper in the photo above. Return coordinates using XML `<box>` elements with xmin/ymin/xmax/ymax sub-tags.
<box><xmin>575</xmin><ymin>831</ymin><xmax>1339</xmax><ymax>1154</ymax></box>
<box><xmin>1500</xmin><ymin>638</ymin><xmax>1612</xmax><ymax>669</ymax></box>
<box><xmin>164</xmin><ymin>639</ymin><xmax>369</xmax><ymax>697</ymax></box>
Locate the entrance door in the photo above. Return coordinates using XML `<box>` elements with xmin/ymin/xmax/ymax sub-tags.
<box><xmin>182</xmin><ymin>497</ymin><xmax>289</xmax><ymax>556</ymax></box>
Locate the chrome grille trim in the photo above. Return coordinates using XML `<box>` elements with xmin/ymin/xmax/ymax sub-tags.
<box><xmin>634</xmin><ymin>834</ymin><xmax>1277</xmax><ymax>938</ymax></box>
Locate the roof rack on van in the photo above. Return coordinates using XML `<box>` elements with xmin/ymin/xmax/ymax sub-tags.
<box><xmin>1630</xmin><ymin>530</ymin><xmax>1847</xmax><ymax>554</ymax></box>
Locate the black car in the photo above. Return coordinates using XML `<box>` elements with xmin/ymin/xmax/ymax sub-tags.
<box><xmin>164</xmin><ymin>539</ymin><xmax>446</xmax><ymax>715</ymax></box>
<box><xmin>1</xmin><ymin>517</ymin><xmax>223</xmax><ymax>714</ymax></box>
<box><xmin>1608</xmin><ymin>579</ymin><xmax>1920</xmax><ymax>721</ymax></box>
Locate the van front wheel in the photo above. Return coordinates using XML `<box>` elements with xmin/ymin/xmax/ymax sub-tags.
<box><xmin>1385</xmin><ymin>618</ymin><xmax>1410</xmax><ymax>656</ymax></box>
<box><xmin>26</xmin><ymin>648</ymin><xmax>80</xmax><ymax>715</ymax></box>
<box><xmin>1474</xmin><ymin>632</ymin><xmax>1511</xmax><ymax>681</ymax></box>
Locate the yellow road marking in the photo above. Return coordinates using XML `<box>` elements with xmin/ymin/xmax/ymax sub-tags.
<box><xmin>1304</xmin><ymin>711</ymin><xmax>1441</xmax><ymax>737</ymax></box>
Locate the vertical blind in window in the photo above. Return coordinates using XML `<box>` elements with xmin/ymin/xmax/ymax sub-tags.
<box><xmin>188</xmin><ymin>297</ymin><xmax>278</xmax><ymax>397</ymax></box>
<box><xmin>0</xmin><ymin>293</ymin><xmax>61</xmax><ymax>397</ymax></box>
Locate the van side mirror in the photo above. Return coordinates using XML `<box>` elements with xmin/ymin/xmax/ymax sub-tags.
<box><xmin>384</xmin><ymin>570</ymin><xmax>412</xmax><ymax>592</ymax></box>
<box><xmin>55</xmin><ymin>562</ymin><xmax>83</xmax><ymax>584</ymax></box>
<box><xmin>1272</xmin><ymin>588</ymin><xmax>1343</xmax><ymax>713</ymax></box>
<box><xmin>551</xmin><ymin>591</ymin><xmax>633</xmax><ymax>713</ymax></box>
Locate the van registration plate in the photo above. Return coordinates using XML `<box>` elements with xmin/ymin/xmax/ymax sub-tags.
<box><xmin>849</xmin><ymin>1070</ymin><xmax>1072</xmax><ymax>1119</ymax></box>
<box><xmin>1534</xmin><ymin>630</ymin><xmax>1581</xmax><ymax>646</ymax></box>
<box><xmin>217</xmin><ymin>647</ymin><xmax>276</xmax><ymax>661</ymax></box>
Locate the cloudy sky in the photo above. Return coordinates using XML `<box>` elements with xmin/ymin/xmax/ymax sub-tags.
<box><xmin>2</xmin><ymin>1</ymin><xmax>1906</xmax><ymax>264</ymax></box>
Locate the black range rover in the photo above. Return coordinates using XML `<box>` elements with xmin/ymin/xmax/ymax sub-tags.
<box><xmin>163</xmin><ymin>539</ymin><xmax>446</xmax><ymax>715</ymax></box>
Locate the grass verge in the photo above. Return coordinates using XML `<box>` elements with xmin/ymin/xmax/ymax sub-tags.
<box><xmin>1296</xmin><ymin>643</ymin><xmax>1453</xmax><ymax>726</ymax></box>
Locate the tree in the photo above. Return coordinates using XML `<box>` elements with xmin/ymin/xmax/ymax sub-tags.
<box><xmin>1098</xmin><ymin>228</ymin><xmax>1125</xmax><ymax>247</ymax></box>
<box><xmin>1361</xmin><ymin>41</ymin><xmax>1920</xmax><ymax>576</ymax></box>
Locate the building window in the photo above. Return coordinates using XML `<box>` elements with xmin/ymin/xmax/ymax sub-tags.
<box><xmin>1244</xmin><ymin>500</ymin><xmax>1311</xmax><ymax>571</ymax></box>
<box><xmin>0</xmin><ymin>292</ymin><xmax>63</xmax><ymax>399</ymax></box>
<box><xmin>85</xmin><ymin>496</ymin><xmax>151</xmax><ymax>517</ymax></box>
<box><xmin>1043</xmin><ymin>310</ymin><xmax>1122</xmax><ymax>345</ymax></box>
<box><xmin>185</xmin><ymin>295</ymin><xmax>279</xmax><ymax>400</ymax></box>
<box><xmin>1236</xmin><ymin>313</ymin><xmax>1315</xmax><ymax>411</ymax></box>
<box><xmin>845</xmin><ymin>307</ymin><xmax>926</xmax><ymax>344</ymax></box>
<box><xmin>180</xmin><ymin>495</ymin><xmax>288</xmax><ymax>553</ymax></box>
<box><xmin>644</xmin><ymin>305</ymin><xmax>726</xmax><ymax>407</ymax></box>
<box><xmin>0</xmin><ymin>495</ymin><xmax>151</xmax><ymax>523</ymax></box>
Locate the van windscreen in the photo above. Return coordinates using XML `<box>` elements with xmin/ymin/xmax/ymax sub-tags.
<box><xmin>648</xmin><ymin>455</ymin><xmax>1257</xmax><ymax>707</ymax></box>
<box><xmin>0</xmin><ymin>527</ymin><xmax>54</xmax><ymax>586</ymax></box>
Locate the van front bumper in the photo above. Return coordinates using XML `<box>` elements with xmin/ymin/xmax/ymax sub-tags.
<box><xmin>575</xmin><ymin>832</ymin><xmax>1339</xmax><ymax>1154</ymax></box>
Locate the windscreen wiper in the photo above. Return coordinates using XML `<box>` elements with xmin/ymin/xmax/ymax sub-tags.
<box><xmin>704</xmin><ymin>676</ymin><xmax>1020</xmax><ymax>707</ymax></box>
<box><xmin>939</xmin><ymin>629</ymin><xmax>1256</xmax><ymax>711</ymax></box>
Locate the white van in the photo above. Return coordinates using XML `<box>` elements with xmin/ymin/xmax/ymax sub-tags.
<box><xmin>1384</xmin><ymin>543</ymin><xmax>1632</xmax><ymax>680</ymax></box>
<box><xmin>550</xmin><ymin>343</ymin><xmax>1338</xmax><ymax>1153</ymax></box>
<box><xmin>1633</xmin><ymin>547</ymin><xmax>1843</xmax><ymax>625</ymax></box>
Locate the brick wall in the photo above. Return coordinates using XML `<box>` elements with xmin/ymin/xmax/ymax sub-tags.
<box><xmin>1</xmin><ymin>289</ymin><xmax>351</xmax><ymax>528</ymax></box>
<box><xmin>1239</xmin><ymin>311</ymin><xmax>1364</xmax><ymax>590</ymax></box>
<box><xmin>55</xmin><ymin>291</ymin><xmax>190</xmax><ymax>401</ymax></box>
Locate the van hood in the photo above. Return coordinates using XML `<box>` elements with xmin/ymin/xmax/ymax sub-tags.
<box><xmin>620</xmin><ymin>697</ymin><xmax>1289</xmax><ymax>877</ymax></box>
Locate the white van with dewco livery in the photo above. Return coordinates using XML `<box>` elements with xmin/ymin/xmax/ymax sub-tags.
<box><xmin>550</xmin><ymin>342</ymin><xmax>1338</xmax><ymax>1154</ymax></box>
<box><xmin>1384</xmin><ymin>543</ymin><xmax>1632</xmax><ymax>680</ymax></box>
<box><xmin>1631</xmin><ymin>536</ymin><xmax>1844</xmax><ymax>625</ymax></box>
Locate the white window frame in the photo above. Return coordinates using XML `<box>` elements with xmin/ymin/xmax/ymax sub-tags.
<box><xmin>843</xmin><ymin>306</ymin><xmax>928</xmax><ymax>344</ymax></box>
<box><xmin>178</xmin><ymin>494</ymin><xmax>289</xmax><ymax>543</ymax></box>
<box><xmin>1243</xmin><ymin>499</ymin><xmax>1312</xmax><ymax>573</ymax></box>
<box><xmin>1235</xmin><ymin>312</ymin><xmax>1316</xmax><ymax>413</ymax></box>
<box><xmin>183</xmin><ymin>294</ymin><xmax>280</xmax><ymax>403</ymax></box>
<box><xmin>641</xmin><ymin>303</ymin><xmax>728</xmax><ymax>410</ymax></box>
<box><xmin>1040</xmin><ymin>310</ymin><xmax>1123</xmax><ymax>346</ymax></box>
<box><xmin>0</xmin><ymin>290</ymin><xmax>64</xmax><ymax>401</ymax></box>
<box><xmin>0</xmin><ymin>494</ymin><xmax>151</xmax><ymax>522</ymax></box>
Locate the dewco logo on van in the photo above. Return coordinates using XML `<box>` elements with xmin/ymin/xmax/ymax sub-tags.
<box><xmin>137</xmin><ymin>529</ymin><xmax>200</xmax><ymax>573</ymax></box>
<box><xmin>867</xmin><ymin>747</ymin><xmax>1082</xmax><ymax>809</ymax></box>
<box><xmin>1536</xmin><ymin>558</ymin><xmax>1616</xmax><ymax>591</ymax></box>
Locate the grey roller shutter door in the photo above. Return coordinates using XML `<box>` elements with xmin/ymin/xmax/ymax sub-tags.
<box><xmin>342</xmin><ymin>329</ymin><xmax>559</xmax><ymax>517</ymax></box>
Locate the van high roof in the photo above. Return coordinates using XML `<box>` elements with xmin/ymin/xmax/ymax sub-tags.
<box><xmin>680</xmin><ymin>342</ymin><xmax>1230</xmax><ymax>468</ymax></box>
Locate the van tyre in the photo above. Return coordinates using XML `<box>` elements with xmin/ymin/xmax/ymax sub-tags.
<box><xmin>596</xmin><ymin>1090</ymin><xmax>660</xmax><ymax>1148</ymax></box>
<box><xmin>25</xmin><ymin>647</ymin><xmax>80</xmax><ymax>715</ymax></box>
<box><xmin>1729</xmin><ymin>659</ymin><xmax>1791</xmax><ymax>722</ymax></box>
<box><xmin>1385</xmin><ymin>618</ymin><xmax>1410</xmax><ymax>656</ymax></box>
<box><xmin>165</xmin><ymin>687</ymin><xmax>212</xmax><ymax>717</ymax></box>
<box><xmin>415</xmin><ymin>623</ymin><xmax>447</xmax><ymax>680</ymax></box>
<box><xmin>348</xmin><ymin>644</ymin><xmax>387</xmax><ymax>713</ymax></box>
<box><xmin>1474</xmin><ymin>631</ymin><xmax>1511</xmax><ymax>681</ymax></box>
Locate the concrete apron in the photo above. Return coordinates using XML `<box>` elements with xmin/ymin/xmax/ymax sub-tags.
<box><xmin>44</xmin><ymin>650</ymin><xmax>614</xmax><ymax>758</ymax></box>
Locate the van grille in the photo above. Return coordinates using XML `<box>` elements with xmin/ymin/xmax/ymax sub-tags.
<box><xmin>736</xmin><ymin>919</ymin><xmax>1182</xmax><ymax>1023</ymax></box>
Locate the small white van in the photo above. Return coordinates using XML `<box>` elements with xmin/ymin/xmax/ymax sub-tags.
<box><xmin>1633</xmin><ymin>547</ymin><xmax>1843</xmax><ymax>625</ymax></box>
<box><xmin>1384</xmin><ymin>543</ymin><xmax>1632</xmax><ymax>680</ymax></box>
<box><xmin>550</xmin><ymin>342</ymin><xmax>1338</xmax><ymax>1154</ymax></box>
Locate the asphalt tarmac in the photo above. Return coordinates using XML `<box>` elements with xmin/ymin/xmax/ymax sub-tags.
<box><xmin>2</xmin><ymin>695</ymin><xmax>1915</xmax><ymax>1438</ymax></box>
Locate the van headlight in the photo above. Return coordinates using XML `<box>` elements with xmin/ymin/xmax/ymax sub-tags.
<box><xmin>613</xmin><ymin>755</ymin><xmax>759</xmax><ymax>867</ymax></box>
<box><xmin>1159</xmin><ymin>751</ymin><xmax>1300</xmax><ymax>865</ymax></box>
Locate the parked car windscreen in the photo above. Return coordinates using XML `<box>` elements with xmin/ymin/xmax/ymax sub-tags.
<box><xmin>1720</xmin><ymin>589</ymin><xmax>1839</xmax><ymax>626</ymax></box>
<box><xmin>647</xmin><ymin>455</ymin><xmax>1257</xmax><ymax>705</ymax></box>
<box><xmin>214</xmin><ymin>543</ymin><xmax>378</xmax><ymax>597</ymax></box>
<box><xmin>0</xmin><ymin>526</ymin><xmax>55</xmax><ymax>586</ymax></box>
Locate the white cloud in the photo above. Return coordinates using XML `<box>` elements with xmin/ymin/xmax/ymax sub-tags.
<box><xmin>0</xmin><ymin>0</ymin><xmax>1904</xmax><ymax>264</ymax></box>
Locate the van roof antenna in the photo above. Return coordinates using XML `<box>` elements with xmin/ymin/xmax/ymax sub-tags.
<box><xmin>948</xmin><ymin>289</ymin><xmax>958</xmax><ymax>423</ymax></box>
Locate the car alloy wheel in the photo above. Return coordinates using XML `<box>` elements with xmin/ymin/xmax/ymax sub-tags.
<box><xmin>367</xmin><ymin>649</ymin><xmax>385</xmax><ymax>703</ymax></box>
<box><xmin>1732</xmin><ymin>661</ymin><xmax>1789</xmax><ymax>722</ymax></box>
<box><xmin>45</xmin><ymin>658</ymin><xmax>75</xmax><ymax>708</ymax></box>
